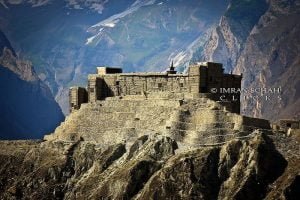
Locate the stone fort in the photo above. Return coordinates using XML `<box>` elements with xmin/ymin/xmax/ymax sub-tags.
<box><xmin>70</xmin><ymin>62</ymin><xmax>242</xmax><ymax>113</ymax></box>
<box><xmin>45</xmin><ymin>62</ymin><xmax>270</xmax><ymax>148</ymax></box>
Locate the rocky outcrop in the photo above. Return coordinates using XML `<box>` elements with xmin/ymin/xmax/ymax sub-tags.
<box><xmin>137</xmin><ymin>134</ymin><xmax>287</xmax><ymax>200</ymax></box>
<box><xmin>1</xmin><ymin>131</ymin><xmax>297</xmax><ymax>199</ymax></box>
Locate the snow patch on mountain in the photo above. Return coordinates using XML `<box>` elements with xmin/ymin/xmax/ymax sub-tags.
<box><xmin>85</xmin><ymin>28</ymin><xmax>103</xmax><ymax>45</ymax></box>
<box><xmin>0</xmin><ymin>0</ymin><xmax>8</xmax><ymax>8</ymax></box>
<box><xmin>30</xmin><ymin>0</ymin><xmax>50</xmax><ymax>7</ymax></box>
<box><xmin>168</xmin><ymin>28</ymin><xmax>214</xmax><ymax>72</ymax></box>
<box><xmin>171</xmin><ymin>52</ymin><xmax>186</xmax><ymax>67</ymax></box>
<box><xmin>66</xmin><ymin>0</ymin><xmax>109</xmax><ymax>13</ymax></box>
<box><xmin>86</xmin><ymin>0</ymin><xmax>156</xmax><ymax>44</ymax></box>
<box><xmin>90</xmin><ymin>0</ymin><xmax>156</xmax><ymax>29</ymax></box>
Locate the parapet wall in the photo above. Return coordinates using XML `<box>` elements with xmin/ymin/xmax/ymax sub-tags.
<box><xmin>87</xmin><ymin>63</ymin><xmax>241</xmax><ymax>101</ymax></box>
<box><xmin>69</xmin><ymin>62</ymin><xmax>242</xmax><ymax>114</ymax></box>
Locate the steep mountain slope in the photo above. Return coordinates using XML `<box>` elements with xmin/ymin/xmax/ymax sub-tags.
<box><xmin>85</xmin><ymin>0</ymin><xmax>228</xmax><ymax>71</ymax></box>
<box><xmin>0</xmin><ymin>0</ymin><xmax>229</xmax><ymax>114</ymax></box>
<box><xmin>192</xmin><ymin>0</ymin><xmax>269</xmax><ymax>72</ymax></box>
<box><xmin>0</xmin><ymin>30</ymin><xmax>64</xmax><ymax>139</ymax></box>
<box><xmin>1</xmin><ymin>0</ymin><xmax>298</xmax><ymax>120</ymax></box>
<box><xmin>235</xmin><ymin>0</ymin><xmax>300</xmax><ymax>121</ymax></box>
<box><xmin>192</xmin><ymin>0</ymin><xmax>300</xmax><ymax>121</ymax></box>
<box><xmin>0</xmin><ymin>0</ymin><xmax>137</xmax><ymax>114</ymax></box>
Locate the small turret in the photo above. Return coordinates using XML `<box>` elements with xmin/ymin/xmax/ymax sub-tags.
<box><xmin>167</xmin><ymin>61</ymin><xmax>176</xmax><ymax>74</ymax></box>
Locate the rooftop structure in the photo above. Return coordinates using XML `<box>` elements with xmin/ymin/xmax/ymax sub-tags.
<box><xmin>69</xmin><ymin>62</ymin><xmax>242</xmax><ymax>113</ymax></box>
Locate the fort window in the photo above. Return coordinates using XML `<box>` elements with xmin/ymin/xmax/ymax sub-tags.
<box><xmin>116</xmin><ymin>81</ymin><xmax>120</xmax><ymax>86</ymax></box>
<box><xmin>158</xmin><ymin>83</ymin><xmax>162</xmax><ymax>88</ymax></box>
<box><xmin>201</xmin><ymin>87</ymin><xmax>207</xmax><ymax>93</ymax></box>
<box><xmin>90</xmin><ymin>88</ymin><xmax>94</xmax><ymax>92</ymax></box>
<box><xmin>180</xmin><ymin>83</ymin><xmax>184</xmax><ymax>87</ymax></box>
<box><xmin>287</xmin><ymin>123</ymin><xmax>291</xmax><ymax>127</ymax></box>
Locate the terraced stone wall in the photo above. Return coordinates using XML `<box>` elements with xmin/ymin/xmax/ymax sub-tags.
<box><xmin>46</xmin><ymin>94</ymin><xmax>270</xmax><ymax>150</ymax></box>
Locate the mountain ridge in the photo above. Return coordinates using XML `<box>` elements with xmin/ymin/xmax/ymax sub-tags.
<box><xmin>0</xmin><ymin>0</ymin><xmax>229</xmax><ymax>114</ymax></box>
<box><xmin>192</xmin><ymin>0</ymin><xmax>300</xmax><ymax>121</ymax></box>
<box><xmin>0</xmin><ymin>30</ymin><xmax>64</xmax><ymax>139</ymax></box>
<box><xmin>0</xmin><ymin>0</ymin><xmax>299</xmax><ymax>121</ymax></box>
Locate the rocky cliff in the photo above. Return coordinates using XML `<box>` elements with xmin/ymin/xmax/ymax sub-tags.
<box><xmin>193</xmin><ymin>0</ymin><xmax>300</xmax><ymax>121</ymax></box>
<box><xmin>0</xmin><ymin>91</ymin><xmax>299</xmax><ymax>199</ymax></box>
<box><xmin>0</xmin><ymin>30</ymin><xmax>64</xmax><ymax>139</ymax></box>
<box><xmin>0</xmin><ymin>131</ymin><xmax>298</xmax><ymax>199</ymax></box>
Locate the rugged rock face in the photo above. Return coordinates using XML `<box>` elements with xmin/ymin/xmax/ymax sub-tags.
<box><xmin>234</xmin><ymin>0</ymin><xmax>300</xmax><ymax>121</ymax></box>
<box><xmin>193</xmin><ymin>0</ymin><xmax>300</xmax><ymax>121</ymax></box>
<box><xmin>0</xmin><ymin>30</ymin><xmax>64</xmax><ymax>139</ymax></box>
<box><xmin>138</xmin><ymin>134</ymin><xmax>288</xmax><ymax>200</ymax></box>
<box><xmin>193</xmin><ymin>0</ymin><xmax>268</xmax><ymax>72</ymax></box>
<box><xmin>0</xmin><ymin>91</ymin><xmax>298</xmax><ymax>198</ymax></box>
<box><xmin>0</xmin><ymin>132</ymin><xmax>298</xmax><ymax>200</ymax></box>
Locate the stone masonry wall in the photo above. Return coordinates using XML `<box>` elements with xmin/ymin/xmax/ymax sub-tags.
<box><xmin>46</xmin><ymin>93</ymin><xmax>270</xmax><ymax>150</ymax></box>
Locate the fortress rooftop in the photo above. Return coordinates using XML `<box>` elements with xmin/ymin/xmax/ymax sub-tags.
<box><xmin>70</xmin><ymin>62</ymin><xmax>242</xmax><ymax>114</ymax></box>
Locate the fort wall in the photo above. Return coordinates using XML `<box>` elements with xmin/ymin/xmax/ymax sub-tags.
<box><xmin>70</xmin><ymin>62</ymin><xmax>242</xmax><ymax>114</ymax></box>
<box><xmin>45</xmin><ymin>94</ymin><xmax>271</xmax><ymax>149</ymax></box>
<box><xmin>69</xmin><ymin>87</ymin><xmax>88</xmax><ymax>113</ymax></box>
<box><xmin>45</xmin><ymin>62</ymin><xmax>271</xmax><ymax>148</ymax></box>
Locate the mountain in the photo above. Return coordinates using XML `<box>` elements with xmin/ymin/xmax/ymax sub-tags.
<box><xmin>0</xmin><ymin>0</ymin><xmax>299</xmax><ymax>121</ymax></box>
<box><xmin>84</xmin><ymin>0</ymin><xmax>228</xmax><ymax>71</ymax></box>
<box><xmin>1</xmin><ymin>74</ymin><xmax>299</xmax><ymax>198</ymax></box>
<box><xmin>235</xmin><ymin>0</ymin><xmax>300</xmax><ymax>121</ymax></box>
<box><xmin>0</xmin><ymin>30</ymin><xmax>64</xmax><ymax>139</ymax></box>
<box><xmin>0</xmin><ymin>0</ymin><xmax>229</xmax><ymax>114</ymax></box>
<box><xmin>192</xmin><ymin>0</ymin><xmax>300</xmax><ymax>121</ymax></box>
<box><xmin>0</xmin><ymin>0</ymin><xmax>137</xmax><ymax>114</ymax></box>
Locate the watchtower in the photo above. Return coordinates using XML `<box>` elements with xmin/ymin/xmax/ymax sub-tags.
<box><xmin>188</xmin><ymin>62</ymin><xmax>224</xmax><ymax>93</ymax></box>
